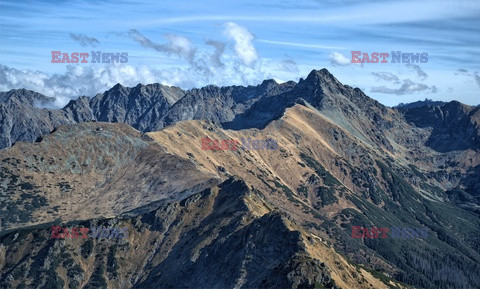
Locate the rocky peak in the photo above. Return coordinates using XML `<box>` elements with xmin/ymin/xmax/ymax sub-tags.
<box><xmin>111</xmin><ymin>83</ymin><xmax>125</xmax><ymax>91</ymax></box>
<box><xmin>396</xmin><ymin>98</ymin><xmax>447</xmax><ymax>109</ymax></box>
<box><xmin>260</xmin><ymin>78</ymin><xmax>278</xmax><ymax>89</ymax></box>
<box><xmin>62</xmin><ymin>96</ymin><xmax>94</xmax><ymax>122</ymax></box>
<box><xmin>0</xmin><ymin>89</ymin><xmax>55</xmax><ymax>107</ymax></box>
<box><xmin>299</xmin><ymin>69</ymin><xmax>339</xmax><ymax>88</ymax></box>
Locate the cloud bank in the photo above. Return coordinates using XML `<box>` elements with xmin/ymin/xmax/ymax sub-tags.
<box><xmin>0</xmin><ymin>64</ymin><xmax>157</xmax><ymax>107</ymax></box>
<box><xmin>0</xmin><ymin>22</ymin><xmax>278</xmax><ymax>108</ymax></box>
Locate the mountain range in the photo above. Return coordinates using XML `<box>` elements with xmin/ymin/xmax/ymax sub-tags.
<box><xmin>0</xmin><ymin>69</ymin><xmax>479</xmax><ymax>289</ymax></box>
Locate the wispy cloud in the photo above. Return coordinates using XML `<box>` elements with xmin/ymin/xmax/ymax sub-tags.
<box><xmin>69</xmin><ymin>33</ymin><xmax>99</xmax><ymax>47</ymax></box>
<box><xmin>454</xmin><ymin>68</ymin><xmax>480</xmax><ymax>88</ymax></box>
<box><xmin>372</xmin><ymin>72</ymin><xmax>400</xmax><ymax>83</ymax></box>
<box><xmin>258</xmin><ymin>39</ymin><xmax>345</xmax><ymax>50</ymax></box>
<box><xmin>474</xmin><ymin>73</ymin><xmax>480</xmax><ymax>87</ymax></box>
<box><xmin>205</xmin><ymin>40</ymin><xmax>226</xmax><ymax>68</ymax></box>
<box><xmin>128</xmin><ymin>29</ymin><xmax>196</xmax><ymax>63</ymax></box>
<box><xmin>126</xmin><ymin>23</ymin><xmax>265</xmax><ymax>82</ymax></box>
<box><xmin>127</xmin><ymin>1</ymin><xmax>480</xmax><ymax>27</ymax></box>
<box><xmin>277</xmin><ymin>57</ymin><xmax>299</xmax><ymax>73</ymax></box>
<box><xmin>406</xmin><ymin>64</ymin><xmax>427</xmax><ymax>81</ymax></box>
<box><xmin>371</xmin><ymin>79</ymin><xmax>437</xmax><ymax>95</ymax></box>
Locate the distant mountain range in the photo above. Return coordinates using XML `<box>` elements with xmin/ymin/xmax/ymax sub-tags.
<box><xmin>395</xmin><ymin>98</ymin><xmax>447</xmax><ymax>109</ymax></box>
<box><xmin>1</xmin><ymin>69</ymin><xmax>479</xmax><ymax>289</ymax></box>
<box><xmin>2</xmin><ymin>70</ymin><xmax>478</xmax><ymax>151</ymax></box>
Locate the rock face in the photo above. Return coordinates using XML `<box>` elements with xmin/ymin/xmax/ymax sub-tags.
<box><xmin>1</xmin><ymin>69</ymin><xmax>479</xmax><ymax>289</ymax></box>
<box><xmin>397</xmin><ymin>101</ymin><xmax>480</xmax><ymax>152</ymax></box>
<box><xmin>89</xmin><ymin>83</ymin><xmax>185</xmax><ymax>131</ymax></box>
<box><xmin>62</xmin><ymin>96</ymin><xmax>94</xmax><ymax>123</ymax></box>
<box><xmin>0</xmin><ymin>89</ymin><xmax>75</xmax><ymax>148</ymax></box>
<box><xmin>162</xmin><ymin>79</ymin><xmax>296</xmax><ymax>128</ymax></box>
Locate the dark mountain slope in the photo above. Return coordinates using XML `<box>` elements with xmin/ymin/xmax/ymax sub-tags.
<box><xmin>89</xmin><ymin>83</ymin><xmax>185</xmax><ymax>132</ymax></box>
<box><xmin>0</xmin><ymin>89</ymin><xmax>75</xmax><ymax>148</ymax></box>
<box><xmin>0</xmin><ymin>178</ymin><xmax>398</xmax><ymax>289</ymax></box>
<box><xmin>162</xmin><ymin>79</ymin><xmax>296</xmax><ymax>128</ymax></box>
<box><xmin>397</xmin><ymin>101</ymin><xmax>480</xmax><ymax>152</ymax></box>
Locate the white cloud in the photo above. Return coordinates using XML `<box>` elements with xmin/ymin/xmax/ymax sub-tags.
<box><xmin>329</xmin><ymin>52</ymin><xmax>353</xmax><ymax>66</ymax></box>
<box><xmin>125</xmin><ymin>25</ymin><xmax>267</xmax><ymax>85</ymax></box>
<box><xmin>224</xmin><ymin>22</ymin><xmax>258</xmax><ymax>67</ymax></box>
<box><xmin>163</xmin><ymin>34</ymin><xmax>196</xmax><ymax>63</ymax></box>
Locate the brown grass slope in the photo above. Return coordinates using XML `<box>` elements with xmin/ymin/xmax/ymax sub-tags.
<box><xmin>0</xmin><ymin>122</ymin><xmax>220</xmax><ymax>231</ymax></box>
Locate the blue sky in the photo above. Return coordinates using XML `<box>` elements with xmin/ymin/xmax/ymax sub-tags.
<box><xmin>0</xmin><ymin>0</ymin><xmax>479</xmax><ymax>107</ymax></box>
